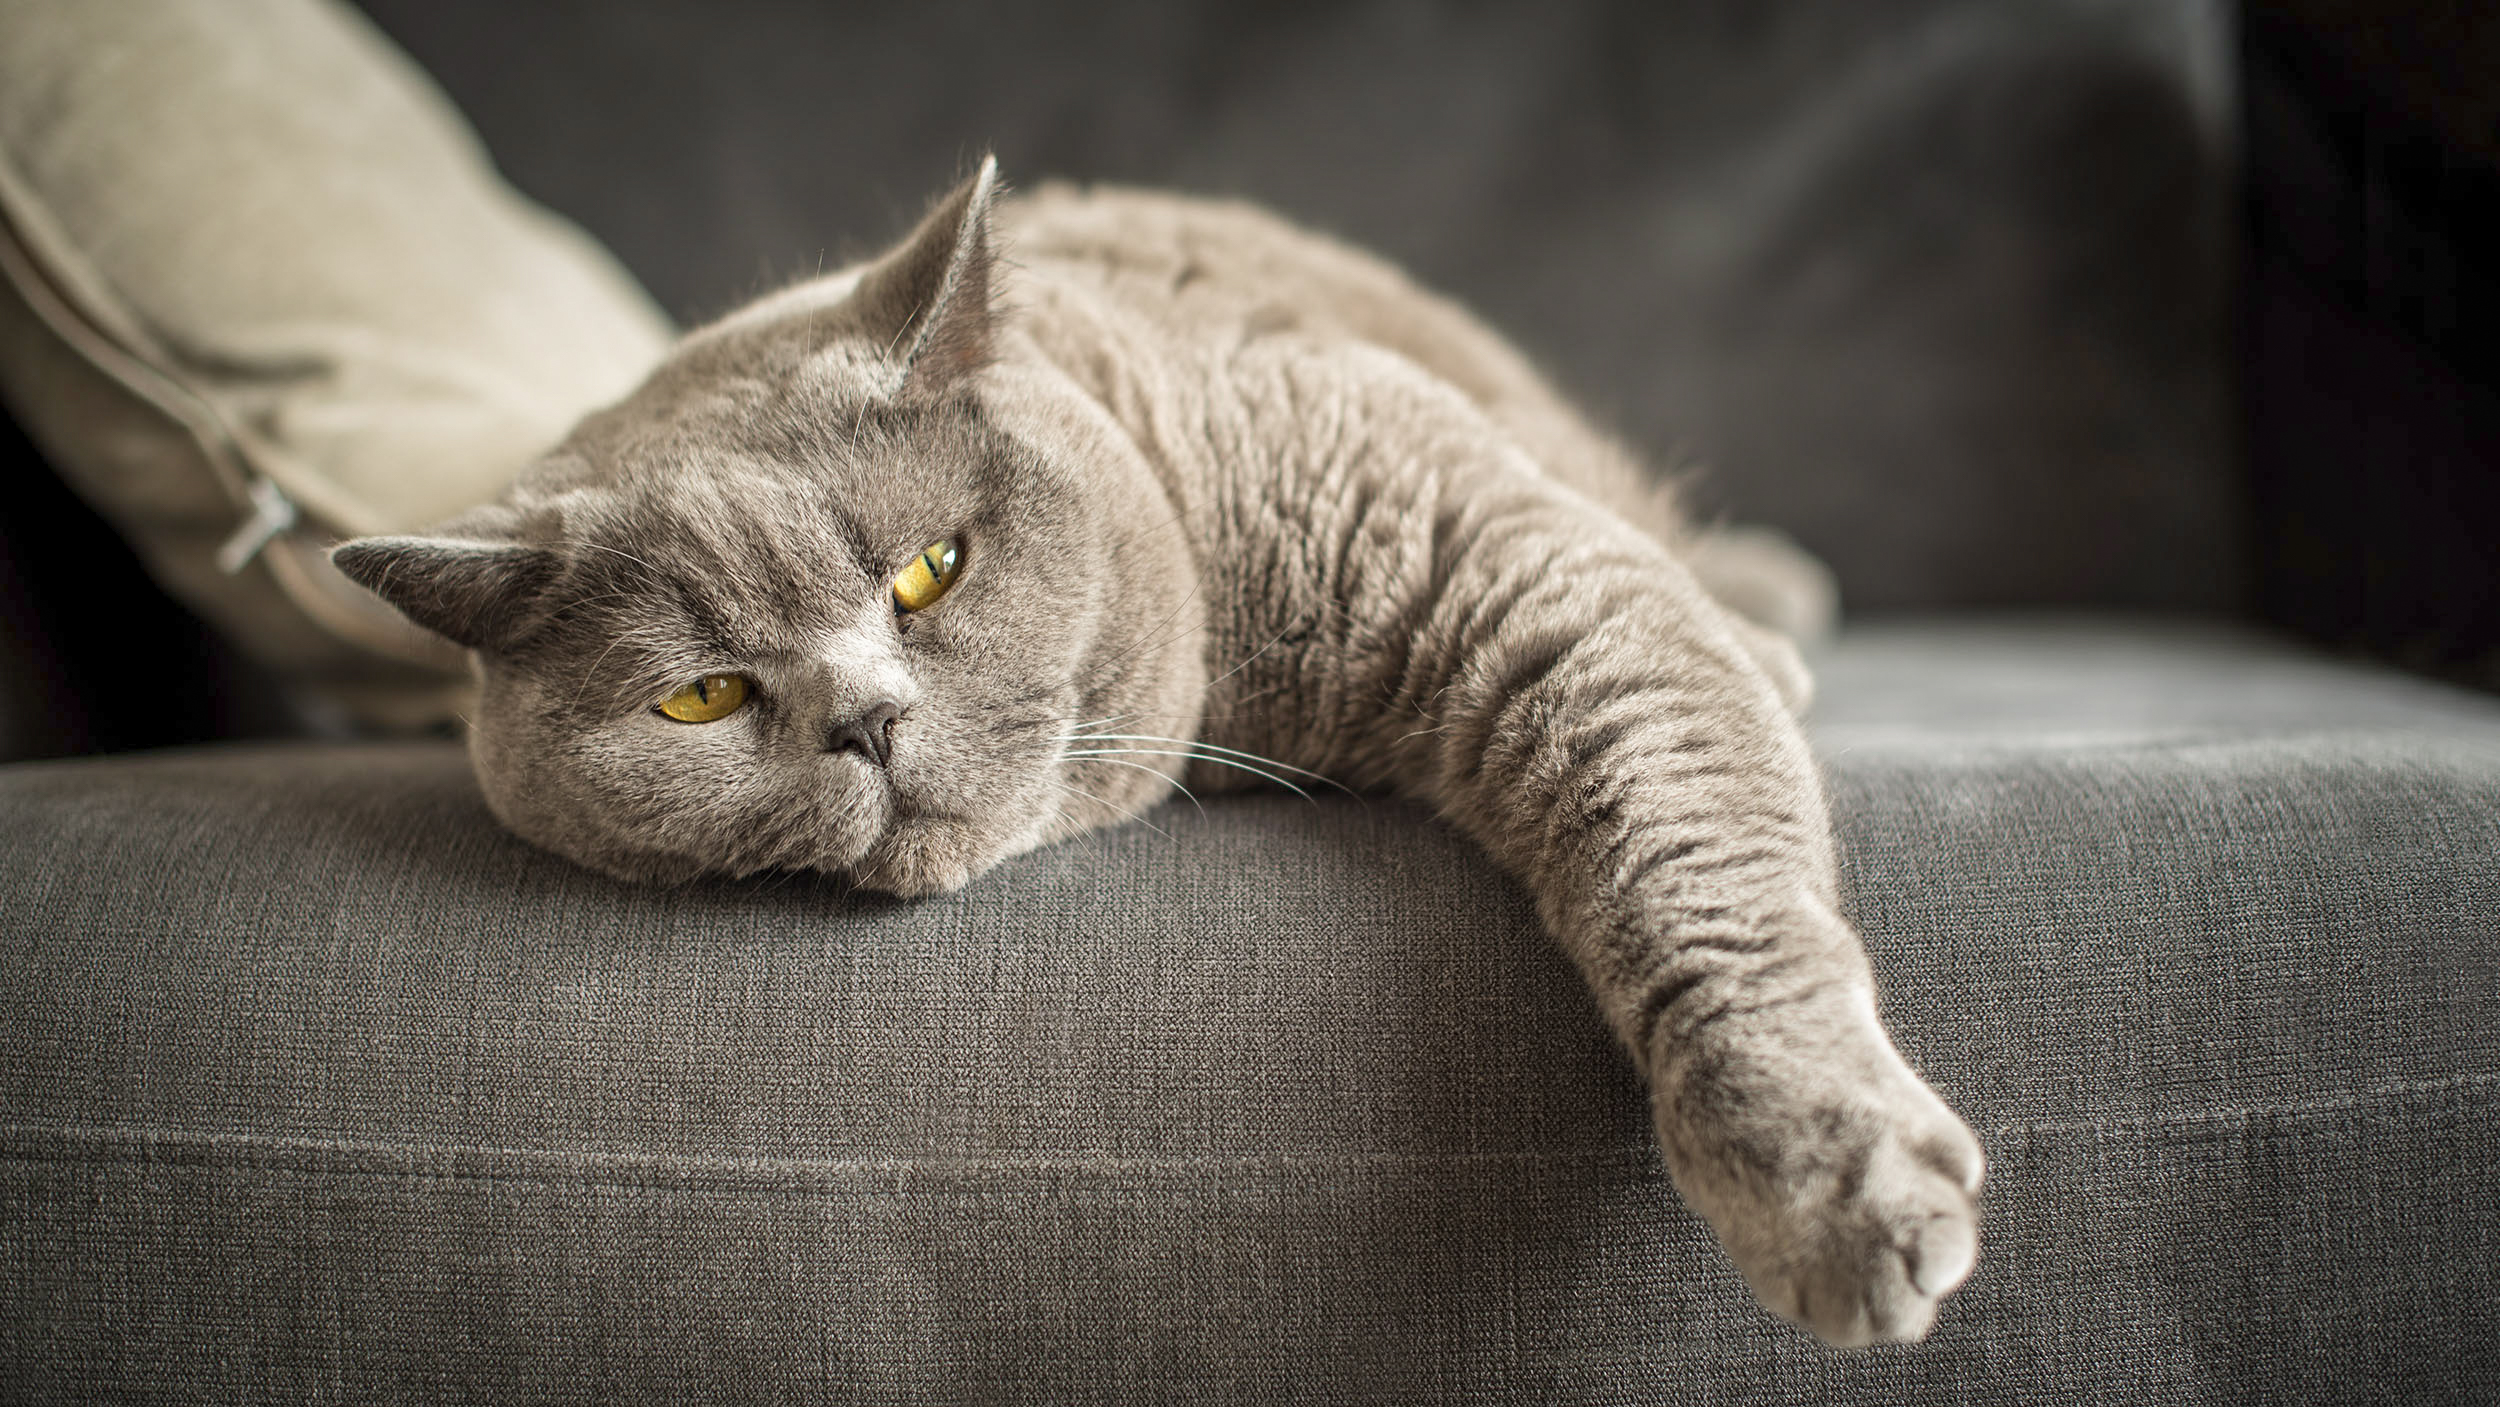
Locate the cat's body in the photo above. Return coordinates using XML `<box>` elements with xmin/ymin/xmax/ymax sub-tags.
<box><xmin>337</xmin><ymin>160</ymin><xmax>1983</xmax><ymax>1347</ymax></box>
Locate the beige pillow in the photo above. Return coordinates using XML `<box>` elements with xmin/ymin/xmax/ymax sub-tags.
<box><xmin>0</xmin><ymin>0</ymin><xmax>673</xmax><ymax>729</ymax></box>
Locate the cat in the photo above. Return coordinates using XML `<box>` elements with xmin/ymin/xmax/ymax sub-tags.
<box><xmin>333</xmin><ymin>157</ymin><xmax>1984</xmax><ymax>1347</ymax></box>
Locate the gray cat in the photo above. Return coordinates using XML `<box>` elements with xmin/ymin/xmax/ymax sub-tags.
<box><xmin>334</xmin><ymin>158</ymin><xmax>1984</xmax><ymax>1347</ymax></box>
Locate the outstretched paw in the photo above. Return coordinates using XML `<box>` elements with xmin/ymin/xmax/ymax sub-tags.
<box><xmin>1658</xmin><ymin>994</ymin><xmax>1985</xmax><ymax>1347</ymax></box>
<box><xmin>1735</xmin><ymin>1105</ymin><xmax>1982</xmax><ymax>1346</ymax></box>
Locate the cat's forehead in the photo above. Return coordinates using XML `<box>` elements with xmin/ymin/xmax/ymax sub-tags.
<box><xmin>614</xmin><ymin>461</ymin><xmax>863</xmax><ymax>565</ymax></box>
<box><xmin>533</xmin><ymin>403</ymin><xmax>990</xmax><ymax>631</ymax></box>
<box><xmin>573</xmin><ymin>380</ymin><xmax>989</xmax><ymax>525</ymax></box>
<box><xmin>518</xmin><ymin>498</ymin><xmax>852</xmax><ymax>692</ymax></box>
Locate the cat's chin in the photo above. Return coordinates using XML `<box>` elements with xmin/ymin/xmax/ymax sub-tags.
<box><xmin>845</xmin><ymin>811</ymin><xmax>1049</xmax><ymax>897</ymax></box>
<box><xmin>847</xmin><ymin>855</ymin><xmax>976</xmax><ymax>899</ymax></box>
<box><xmin>842</xmin><ymin>845</ymin><xmax>992</xmax><ymax>899</ymax></box>
<box><xmin>498</xmin><ymin>793</ymin><xmax>1045</xmax><ymax>896</ymax></box>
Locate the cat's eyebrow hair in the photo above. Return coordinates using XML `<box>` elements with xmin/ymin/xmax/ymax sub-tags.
<box><xmin>717</xmin><ymin>491</ymin><xmax>862</xmax><ymax>597</ymax></box>
<box><xmin>968</xmin><ymin>439</ymin><xmax>1038</xmax><ymax>505</ymax></box>
<box><xmin>780</xmin><ymin>452</ymin><xmax>889</xmax><ymax>580</ymax></box>
<box><xmin>826</xmin><ymin>511</ymin><xmax>887</xmax><ymax>579</ymax></box>
<box><xmin>664</xmin><ymin>570</ymin><xmax>752</xmax><ymax>662</ymax></box>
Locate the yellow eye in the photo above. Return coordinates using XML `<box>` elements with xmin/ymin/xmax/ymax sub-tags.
<box><xmin>891</xmin><ymin>538</ymin><xmax>963</xmax><ymax>613</ymax></box>
<box><xmin>655</xmin><ymin>673</ymin><xmax>751</xmax><ymax>723</ymax></box>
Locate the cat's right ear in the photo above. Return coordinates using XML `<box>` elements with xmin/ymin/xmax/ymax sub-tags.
<box><xmin>849</xmin><ymin>154</ymin><xmax>1002</xmax><ymax>399</ymax></box>
<box><xmin>330</xmin><ymin>511</ymin><xmax>561</xmax><ymax>653</ymax></box>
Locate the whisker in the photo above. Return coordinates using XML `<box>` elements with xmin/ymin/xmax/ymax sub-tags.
<box><xmin>985</xmin><ymin>711</ymin><xmax>1059</xmax><ymax>738</ymax></box>
<box><xmin>1067</xmin><ymin>614</ymin><xmax>1301</xmax><ymax>750</ymax></box>
<box><xmin>1100</xmin><ymin>506</ymin><xmax>1194</xmax><ymax>564</ymax></box>
<box><xmin>537</xmin><ymin>589</ymin><xmax>656</xmax><ymax>625</ymax></box>
<box><xmin>1065</xmin><ymin>754</ymin><xmax>1205</xmax><ymax>815</ymax></box>
<box><xmin>1066</xmin><ymin>700</ymin><xmax>1288</xmax><ymax>733</ymax></box>
<box><xmin>1066</xmin><ymin>709</ymin><xmax>1142</xmax><ymax>733</ymax></box>
<box><xmin>1083</xmin><ymin>577</ymin><xmax>1207</xmax><ymax>689</ymax></box>
<box><xmin>1058</xmin><ymin>733</ymin><xmax>1349</xmax><ymax>792</ymax></box>
<box><xmin>568</xmin><ymin>626</ymin><xmax>653</xmax><ymax>711</ymax></box>
<box><xmin>1050</xmin><ymin>779</ymin><xmax>1172</xmax><ymax>841</ymax></box>
<box><xmin>1061</xmin><ymin>747</ymin><xmax>1316</xmax><ymax>802</ymax></box>
<box><xmin>1202</xmin><ymin>617</ymin><xmax>1302</xmax><ymax>691</ymax></box>
<box><xmin>556</xmin><ymin>539</ymin><xmax>669</xmax><ymax>583</ymax></box>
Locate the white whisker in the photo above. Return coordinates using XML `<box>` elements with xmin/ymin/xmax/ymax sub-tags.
<box><xmin>1083</xmin><ymin>577</ymin><xmax>1208</xmax><ymax>697</ymax></box>
<box><xmin>538</xmin><ymin>589</ymin><xmax>654</xmax><ymax>624</ymax></box>
<box><xmin>1050</xmin><ymin>779</ymin><xmax>1172</xmax><ymax>841</ymax></box>
<box><xmin>1058</xmin><ymin>733</ymin><xmax>1348</xmax><ymax>792</ymax></box>
<box><xmin>1067</xmin><ymin>709</ymin><xmax>1145</xmax><ymax>733</ymax></box>
<box><xmin>1065</xmin><ymin>753</ymin><xmax>1205</xmax><ymax>814</ymax></box>
<box><xmin>569</xmin><ymin>626</ymin><xmax>653</xmax><ymax>710</ymax></box>
<box><xmin>1202</xmin><ymin>618</ymin><xmax>1301</xmax><ymax>690</ymax></box>
<box><xmin>558</xmin><ymin>538</ymin><xmax>668</xmax><ymax>582</ymax></box>
<box><xmin>1061</xmin><ymin>747</ymin><xmax>1315</xmax><ymax>802</ymax></box>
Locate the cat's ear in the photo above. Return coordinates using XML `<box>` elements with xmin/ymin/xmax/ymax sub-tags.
<box><xmin>330</xmin><ymin>507</ymin><xmax>562</xmax><ymax>652</ymax></box>
<box><xmin>851</xmin><ymin>154</ymin><xmax>1001</xmax><ymax>399</ymax></box>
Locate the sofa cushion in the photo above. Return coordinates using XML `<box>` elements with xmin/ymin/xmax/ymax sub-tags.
<box><xmin>1</xmin><ymin>619</ymin><xmax>2493</xmax><ymax>1400</ymax></box>
<box><xmin>0</xmin><ymin>0</ymin><xmax>672</xmax><ymax>730</ymax></box>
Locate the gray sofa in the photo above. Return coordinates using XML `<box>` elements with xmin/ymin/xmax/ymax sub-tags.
<box><xmin>5</xmin><ymin>1</ymin><xmax>2497</xmax><ymax>1401</ymax></box>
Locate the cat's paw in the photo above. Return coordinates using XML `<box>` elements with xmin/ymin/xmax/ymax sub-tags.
<box><xmin>1724</xmin><ymin>1100</ymin><xmax>1982</xmax><ymax>1347</ymax></box>
<box><xmin>1656</xmin><ymin>995</ymin><xmax>1985</xmax><ymax>1347</ymax></box>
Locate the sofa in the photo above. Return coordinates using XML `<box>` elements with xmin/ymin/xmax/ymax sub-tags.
<box><xmin>3</xmin><ymin>0</ymin><xmax>2494</xmax><ymax>1401</ymax></box>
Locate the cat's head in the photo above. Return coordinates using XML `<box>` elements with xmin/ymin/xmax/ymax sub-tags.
<box><xmin>334</xmin><ymin>159</ymin><xmax>1203</xmax><ymax>893</ymax></box>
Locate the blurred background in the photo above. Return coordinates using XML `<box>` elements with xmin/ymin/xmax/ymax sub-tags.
<box><xmin>4</xmin><ymin>0</ymin><xmax>2493</xmax><ymax>755</ymax></box>
<box><xmin>353</xmin><ymin>0</ymin><xmax>2241</xmax><ymax>615</ymax></box>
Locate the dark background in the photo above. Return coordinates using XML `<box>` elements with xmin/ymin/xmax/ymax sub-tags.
<box><xmin>4</xmin><ymin>0</ymin><xmax>2494</xmax><ymax>759</ymax></box>
<box><xmin>2243</xmin><ymin>1</ymin><xmax>2500</xmax><ymax>690</ymax></box>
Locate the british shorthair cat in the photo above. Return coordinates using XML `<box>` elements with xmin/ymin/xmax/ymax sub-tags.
<box><xmin>335</xmin><ymin>158</ymin><xmax>1983</xmax><ymax>1346</ymax></box>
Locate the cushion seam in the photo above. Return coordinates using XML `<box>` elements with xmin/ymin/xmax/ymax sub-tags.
<box><xmin>1</xmin><ymin>1069</ymin><xmax>2488</xmax><ymax>1193</ymax></box>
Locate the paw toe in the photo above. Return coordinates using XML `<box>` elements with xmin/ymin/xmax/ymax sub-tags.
<box><xmin>1908</xmin><ymin>1209</ymin><xmax>1977</xmax><ymax>1299</ymax></box>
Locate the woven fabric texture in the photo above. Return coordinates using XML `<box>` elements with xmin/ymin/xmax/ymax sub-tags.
<box><xmin>2</xmin><ymin>620</ymin><xmax>2495</xmax><ymax>1402</ymax></box>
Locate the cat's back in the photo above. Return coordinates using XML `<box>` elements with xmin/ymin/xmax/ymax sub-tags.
<box><xmin>1002</xmin><ymin>184</ymin><xmax>1672</xmax><ymax>538</ymax></box>
<box><xmin>1005</xmin><ymin>182</ymin><xmax>1559</xmax><ymax>419</ymax></box>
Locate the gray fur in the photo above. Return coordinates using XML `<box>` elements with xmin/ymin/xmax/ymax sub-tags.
<box><xmin>334</xmin><ymin>158</ymin><xmax>1984</xmax><ymax>1346</ymax></box>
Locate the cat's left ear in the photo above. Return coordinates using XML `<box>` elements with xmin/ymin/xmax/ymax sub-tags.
<box><xmin>329</xmin><ymin>505</ymin><xmax>563</xmax><ymax>653</ymax></box>
<box><xmin>852</xmin><ymin>154</ymin><xmax>1001</xmax><ymax>399</ymax></box>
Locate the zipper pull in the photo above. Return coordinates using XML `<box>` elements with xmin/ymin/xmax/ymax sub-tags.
<box><xmin>215</xmin><ymin>476</ymin><xmax>299</xmax><ymax>574</ymax></box>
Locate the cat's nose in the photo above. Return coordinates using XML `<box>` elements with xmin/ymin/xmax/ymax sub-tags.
<box><xmin>826</xmin><ymin>701</ymin><xmax>901</xmax><ymax>766</ymax></box>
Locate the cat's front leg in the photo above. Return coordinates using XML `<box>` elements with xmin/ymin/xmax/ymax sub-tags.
<box><xmin>1305</xmin><ymin>475</ymin><xmax>1985</xmax><ymax>1345</ymax></box>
